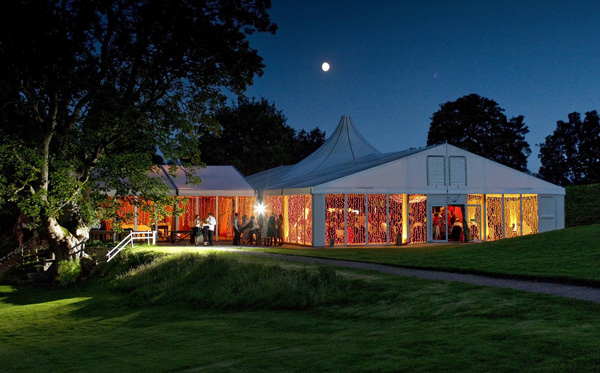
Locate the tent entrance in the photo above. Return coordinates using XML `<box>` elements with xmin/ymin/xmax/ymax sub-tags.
<box><xmin>431</xmin><ymin>206</ymin><xmax>446</xmax><ymax>241</ymax></box>
<box><xmin>431</xmin><ymin>204</ymin><xmax>470</xmax><ymax>242</ymax></box>
<box><xmin>466</xmin><ymin>204</ymin><xmax>482</xmax><ymax>241</ymax></box>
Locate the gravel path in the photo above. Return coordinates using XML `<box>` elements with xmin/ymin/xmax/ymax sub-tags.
<box><xmin>212</xmin><ymin>247</ymin><xmax>600</xmax><ymax>304</ymax></box>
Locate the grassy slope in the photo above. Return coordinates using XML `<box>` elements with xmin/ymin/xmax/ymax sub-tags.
<box><xmin>259</xmin><ymin>224</ymin><xmax>600</xmax><ymax>285</ymax></box>
<box><xmin>565</xmin><ymin>183</ymin><xmax>600</xmax><ymax>228</ymax></box>
<box><xmin>1</xmin><ymin>251</ymin><xmax>600</xmax><ymax>372</ymax></box>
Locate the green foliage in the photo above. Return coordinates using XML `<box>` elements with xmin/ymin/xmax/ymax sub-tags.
<box><xmin>565</xmin><ymin>184</ymin><xmax>600</xmax><ymax>227</ymax></box>
<box><xmin>427</xmin><ymin>94</ymin><xmax>531</xmax><ymax>172</ymax></box>
<box><xmin>0</xmin><ymin>0</ymin><xmax>277</xmax><ymax>250</ymax></box>
<box><xmin>199</xmin><ymin>97</ymin><xmax>326</xmax><ymax>175</ymax></box>
<box><xmin>57</xmin><ymin>259</ymin><xmax>81</xmax><ymax>286</ymax></box>
<box><xmin>538</xmin><ymin>111</ymin><xmax>600</xmax><ymax>186</ymax></box>
<box><xmin>110</xmin><ymin>253</ymin><xmax>371</xmax><ymax>310</ymax></box>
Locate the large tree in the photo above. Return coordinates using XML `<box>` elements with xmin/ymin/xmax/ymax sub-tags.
<box><xmin>538</xmin><ymin>111</ymin><xmax>600</xmax><ymax>186</ymax></box>
<box><xmin>427</xmin><ymin>94</ymin><xmax>531</xmax><ymax>172</ymax></box>
<box><xmin>199</xmin><ymin>97</ymin><xmax>325</xmax><ymax>175</ymax></box>
<box><xmin>0</xmin><ymin>0</ymin><xmax>276</xmax><ymax>259</ymax></box>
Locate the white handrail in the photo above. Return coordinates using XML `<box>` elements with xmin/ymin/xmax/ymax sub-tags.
<box><xmin>106</xmin><ymin>231</ymin><xmax>157</xmax><ymax>262</ymax></box>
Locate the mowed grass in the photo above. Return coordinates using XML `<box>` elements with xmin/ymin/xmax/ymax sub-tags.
<box><xmin>1</xmin><ymin>250</ymin><xmax>600</xmax><ymax>372</ymax></box>
<box><xmin>258</xmin><ymin>224</ymin><xmax>600</xmax><ymax>285</ymax></box>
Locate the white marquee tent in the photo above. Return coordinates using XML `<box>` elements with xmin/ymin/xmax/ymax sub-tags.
<box><xmin>247</xmin><ymin>115</ymin><xmax>565</xmax><ymax>247</ymax></box>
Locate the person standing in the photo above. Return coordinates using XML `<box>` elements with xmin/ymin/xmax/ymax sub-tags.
<box><xmin>232</xmin><ymin>212</ymin><xmax>240</xmax><ymax>245</ymax></box>
<box><xmin>267</xmin><ymin>212</ymin><xmax>277</xmax><ymax>246</ymax></box>
<box><xmin>276</xmin><ymin>214</ymin><xmax>284</xmax><ymax>246</ymax></box>
<box><xmin>206</xmin><ymin>212</ymin><xmax>217</xmax><ymax>246</ymax></box>
<box><xmin>202</xmin><ymin>217</ymin><xmax>210</xmax><ymax>246</ymax></box>
<box><xmin>192</xmin><ymin>214</ymin><xmax>202</xmax><ymax>245</ymax></box>
<box><xmin>240</xmin><ymin>215</ymin><xmax>250</xmax><ymax>244</ymax></box>
<box><xmin>260</xmin><ymin>214</ymin><xmax>269</xmax><ymax>246</ymax></box>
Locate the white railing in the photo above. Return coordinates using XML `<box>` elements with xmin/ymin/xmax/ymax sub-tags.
<box><xmin>106</xmin><ymin>231</ymin><xmax>157</xmax><ymax>262</ymax></box>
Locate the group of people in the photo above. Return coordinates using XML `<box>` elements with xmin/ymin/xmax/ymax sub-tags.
<box><xmin>232</xmin><ymin>212</ymin><xmax>284</xmax><ymax>246</ymax></box>
<box><xmin>190</xmin><ymin>211</ymin><xmax>285</xmax><ymax>246</ymax></box>
<box><xmin>433</xmin><ymin>209</ymin><xmax>464</xmax><ymax>241</ymax></box>
<box><xmin>191</xmin><ymin>213</ymin><xmax>216</xmax><ymax>246</ymax></box>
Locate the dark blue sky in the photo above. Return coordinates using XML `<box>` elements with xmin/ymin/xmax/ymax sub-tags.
<box><xmin>245</xmin><ymin>1</ymin><xmax>600</xmax><ymax>173</ymax></box>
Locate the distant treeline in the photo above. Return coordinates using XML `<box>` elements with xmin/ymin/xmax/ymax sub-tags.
<box><xmin>565</xmin><ymin>184</ymin><xmax>600</xmax><ymax>228</ymax></box>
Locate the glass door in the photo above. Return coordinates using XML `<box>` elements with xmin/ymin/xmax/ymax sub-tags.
<box><xmin>467</xmin><ymin>205</ymin><xmax>482</xmax><ymax>242</ymax></box>
<box><xmin>431</xmin><ymin>206</ymin><xmax>447</xmax><ymax>241</ymax></box>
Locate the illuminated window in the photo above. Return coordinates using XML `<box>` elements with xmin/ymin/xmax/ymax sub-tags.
<box><xmin>347</xmin><ymin>194</ymin><xmax>366</xmax><ymax>244</ymax></box>
<box><xmin>304</xmin><ymin>195</ymin><xmax>312</xmax><ymax>245</ymax></box>
<box><xmin>326</xmin><ymin>194</ymin><xmax>346</xmax><ymax>245</ymax></box>
<box><xmin>409</xmin><ymin>194</ymin><xmax>427</xmax><ymax>243</ymax></box>
<box><xmin>467</xmin><ymin>194</ymin><xmax>484</xmax><ymax>241</ymax></box>
<box><xmin>284</xmin><ymin>195</ymin><xmax>311</xmax><ymax>245</ymax></box>
<box><xmin>177</xmin><ymin>197</ymin><xmax>196</xmax><ymax>231</ymax></box>
<box><xmin>522</xmin><ymin>195</ymin><xmax>538</xmax><ymax>236</ymax></box>
<box><xmin>218</xmin><ymin>197</ymin><xmax>235</xmax><ymax>237</ymax></box>
<box><xmin>389</xmin><ymin>194</ymin><xmax>405</xmax><ymax>243</ymax></box>
<box><xmin>264</xmin><ymin>196</ymin><xmax>284</xmax><ymax>218</ymax></box>
<box><xmin>503</xmin><ymin>194</ymin><xmax>521</xmax><ymax>238</ymax></box>
<box><xmin>486</xmin><ymin>194</ymin><xmax>503</xmax><ymax>241</ymax></box>
<box><xmin>368</xmin><ymin>194</ymin><xmax>387</xmax><ymax>244</ymax></box>
<box><xmin>237</xmin><ymin>196</ymin><xmax>255</xmax><ymax>220</ymax></box>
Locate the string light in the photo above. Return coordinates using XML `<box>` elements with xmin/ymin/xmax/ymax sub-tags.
<box><xmin>368</xmin><ymin>194</ymin><xmax>387</xmax><ymax>244</ymax></box>
<box><xmin>304</xmin><ymin>196</ymin><xmax>312</xmax><ymax>245</ymax></box>
<box><xmin>486</xmin><ymin>195</ymin><xmax>503</xmax><ymax>241</ymax></box>
<box><xmin>326</xmin><ymin>194</ymin><xmax>345</xmax><ymax>245</ymax></box>
<box><xmin>347</xmin><ymin>194</ymin><xmax>366</xmax><ymax>244</ymax></box>
<box><xmin>503</xmin><ymin>194</ymin><xmax>521</xmax><ymax>238</ymax></box>
<box><xmin>218</xmin><ymin>197</ymin><xmax>234</xmax><ymax>237</ymax></box>
<box><xmin>466</xmin><ymin>194</ymin><xmax>483</xmax><ymax>240</ymax></box>
<box><xmin>522</xmin><ymin>194</ymin><xmax>538</xmax><ymax>235</ymax></box>
<box><xmin>109</xmin><ymin>191</ymin><xmax>540</xmax><ymax>246</ymax></box>
<box><xmin>237</xmin><ymin>196</ymin><xmax>255</xmax><ymax>220</ymax></box>
<box><xmin>389</xmin><ymin>194</ymin><xmax>404</xmax><ymax>243</ymax></box>
<box><xmin>409</xmin><ymin>194</ymin><xmax>427</xmax><ymax>243</ymax></box>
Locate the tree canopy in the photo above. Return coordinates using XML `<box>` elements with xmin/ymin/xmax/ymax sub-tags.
<box><xmin>427</xmin><ymin>94</ymin><xmax>531</xmax><ymax>172</ymax></box>
<box><xmin>0</xmin><ymin>0</ymin><xmax>276</xmax><ymax>257</ymax></box>
<box><xmin>198</xmin><ymin>97</ymin><xmax>326</xmax><ymax>175</ymax></box>
<box><xmin>538</xmin><ymin>111</ymin><xmax>600</xmax><ymax>186</ymax></box>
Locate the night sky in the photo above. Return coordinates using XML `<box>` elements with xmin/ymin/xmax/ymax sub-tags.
<box><xmin>244</xmin><ymin>1</ymin><xmax>600</xmax><ymax>173</ymax></box>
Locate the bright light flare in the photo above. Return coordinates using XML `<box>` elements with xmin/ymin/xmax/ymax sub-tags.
<box><xmin>255</xmin><ymin>203</ymin><xmax>266</xmax><ymax>215</ymax></box>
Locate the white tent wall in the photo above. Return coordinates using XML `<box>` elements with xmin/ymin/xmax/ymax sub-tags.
<box><xmin>305</xmin><ymin>144</ymin><xmax>565</xmax><ymax>247</ymax></box>
<box><xmin>539</xmin><ymin>194</ymin><xmax>565</xmax><ymax>232</ymax></box>
<box><xmin>312</xmin><ymin>194</ymin><xmax>327</xmax><ymax>247</ymax></box>
<box><xmin>310</xmin><ymin>144</ymin><xmax>564</xmax><ymax>196</ymax></box>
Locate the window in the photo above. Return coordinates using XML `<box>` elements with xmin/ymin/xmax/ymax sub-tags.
<box><xmin>427</xmin><ymin>156</ymin><xmax>446</xmax><ymax>186</ymax></box>
<box><xmin>449</xmin><ymin>156</ymin><xmax>467</xmax><ymax>186</ymax></box>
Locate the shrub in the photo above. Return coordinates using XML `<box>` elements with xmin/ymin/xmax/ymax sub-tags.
<box><xmin>110</xmin><ymin>253</ymin><xmax>376</xmax><ymax>311</ymax></box>
<box><xmin>57</xmin><ymin>259</ymin><xmax>81</xmax><ymax>286</ymax></box>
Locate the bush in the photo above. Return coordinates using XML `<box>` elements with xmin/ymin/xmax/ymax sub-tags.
<box><xmin>565</xmin><ymin>184</ymin><xmax>600</xmax><ymax>227</ymax></box>
<box><xmin>57</xmin><ymin>259</ymin><xmax>81</xmax><ymax>286</ymax></box>
<box><xmin>110</xmin><ymin>253</ymin><xmax>376</xmax><ymax>311</ymax></box>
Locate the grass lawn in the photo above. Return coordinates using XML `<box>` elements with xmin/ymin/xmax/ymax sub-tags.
<box><xmin>256</xmin><ymin>224</ymin><xmax>600</xmax><ymax>286</ymax></box>
<box><xmin>1</xmin><ymin>249</ymin><xmax>600</xmax><ymax>372</ymax></box>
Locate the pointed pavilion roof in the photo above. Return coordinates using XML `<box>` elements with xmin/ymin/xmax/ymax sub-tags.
<box><xmin>247</xmin><ymin>115</ymin><xmax>383</xmax><ymax>190</ymax></box>
<box><xmin>290</xmin><ymin>114</ymin><xmax>380</xmax><ymax>176</ymax></box>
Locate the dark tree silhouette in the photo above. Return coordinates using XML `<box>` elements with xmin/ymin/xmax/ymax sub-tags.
<box><xmin>427</xmin><ymin>94</ymin><xmax>531</xmax><ymax>172</ymax></box>
<box><xmin>199</xmin><ymin>97</ymin><xmax>325</xmax><ymax>175</ymax></box>
<box><xmin>538</xmin><ymin>111</ymin><xmax>600</xmax><ymax>186</ymax></box>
